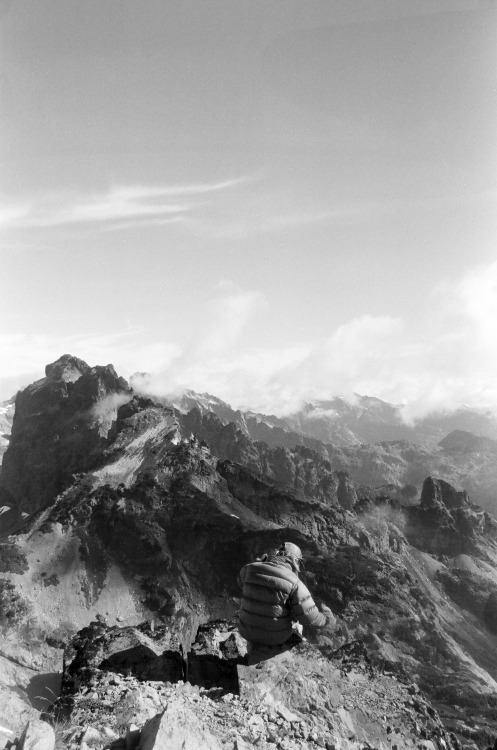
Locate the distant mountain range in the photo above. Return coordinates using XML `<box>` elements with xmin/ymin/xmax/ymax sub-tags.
<box><xmin>3</xmin><ymin>371</ymin><xmax>497</xmax><ymax>512</ymax></box>
<box><xmin>165</xmin><ymin>388</ymin><xmax>497</xmax><ymax>447</ymax></box>
<box><xmin>156</xmin><ymin>389</ymin><xmax>497</xmax><ymax>512</ymax></box>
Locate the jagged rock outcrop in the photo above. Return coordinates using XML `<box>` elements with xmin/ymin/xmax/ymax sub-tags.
<box><xmin>420</xmin><ymin>477</ymin><xmax>470</xmax><ymax>511</ymax></box>
<box><xmin>61</xmin><ymin>620</ymin><xmax>245</xmax><ymax>704</ymax></box>
<box><xmin>62</xmin><ymin>621</ymin><xmax>185</xmax><ymax>695</ymax></box>
<box><xmin>0</xmin><ymin>355</ymin><xmax>131</xmax><ymax>532</ymax></box>
<box><xmin>405</xmin><ymin>477</ymin><xmax>497</xmax><ymax>557</ymax></box>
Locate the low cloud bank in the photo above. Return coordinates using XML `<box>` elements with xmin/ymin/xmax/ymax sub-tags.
<box><xmin>2</xmin><ymin>261</ymin><xmax>497</xmax><ymax>423</ymax></box>
<box><xmin>130</xmin><ymin>262</ymin><xmax>497</xmax><ymax>423</ymax></box>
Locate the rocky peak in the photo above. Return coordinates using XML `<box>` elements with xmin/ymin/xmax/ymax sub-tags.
<box><xmin>0</xmin><ymin>355</ymin><xmax>132</xmax><ymax>531</ymax></box>
<box><xmin>44</xmin><ymin>354</ymin><xmax>92</xmax><ymax>382</ymax></box>
<box><xmin>420</xmin><ymin>476</ymin><xmax>470</xmax><ymax>510</ymax></box>
<box><xmin>403</xmin><ymin>477</ymin><xmax>497</xmax><ymax>559</ymax></box>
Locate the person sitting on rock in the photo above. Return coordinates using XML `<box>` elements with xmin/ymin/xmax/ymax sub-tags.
<box><xmin>237</xmin><ymin>542</ymin><xmax>334</xmax><ymax>658</ymax></box>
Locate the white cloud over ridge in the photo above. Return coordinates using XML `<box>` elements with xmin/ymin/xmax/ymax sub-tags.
<box><xmin>2</xmin><ymin>261</ymin><xmax>497</xmax><ymax>421</ymax></box>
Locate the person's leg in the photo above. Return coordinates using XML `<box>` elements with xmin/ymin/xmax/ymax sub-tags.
<box><xmin>247</xmin><ymin>643</ymin><xmax>279</xmax><ymax>666</ymax></box>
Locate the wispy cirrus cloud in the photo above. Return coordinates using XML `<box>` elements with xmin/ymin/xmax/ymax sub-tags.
<box><xmin>185</xmin><ymin>184</ymin><xmax>494</xmax><ymax>241</ymax></box>
<box><xmin>192</xmin><ymin>208</ymin><xmax>346</xmax><ymax>239</ymax></box>
<box><xmin>0</xmin><ymin>178</ymin><xmax>249</xmax><ymax>232</ymax></box>
<box><xmin>7</xmin><ymin>173</ymin><xmax>481</xmax><ymax>239</ymax></box>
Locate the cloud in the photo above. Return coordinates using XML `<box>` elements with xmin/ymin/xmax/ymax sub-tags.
<box><xmin>456</xmin><ymin>259</ymin><xmax>497</xmax><ymax>349</ymax></box>
<box><xmin>193</xmin><ymin>208</ymin><xmax>346</xmax><ymax>240</ymax></box>
<box><xmin>194</xmin><ymin>283</ymin><xmax>265</xmax><ymax>355</ymax></box>
<box><xmin>3</xmin><ymin>261</ymin><xmax>497</xmax><ymax>421</ymax></box>
<box><xmin>130</xmin><ymin>262</ymin><xmax>497</xmax><ymax>420</ymax></box>
<box><xmin>0</xmin><ymin>330</ymin><xmax>181</xmax><ymax>400</ymax></box>
<box><xmin>0</xmin><ymin>178</ymin><xmax>248</xmax><ymax>232</ymax></box>
<box><xmin>130</xmin><ymin>284</ymin><xmax>267</xmax><ymax>400</ymax></box>
<box><xmin>6</xmin><ymin>173</ymin><xmax>480</xmax><ymax>240</ymax></box>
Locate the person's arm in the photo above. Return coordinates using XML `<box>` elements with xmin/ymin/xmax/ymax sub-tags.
<box><xmin>319</xmin><ymin>603</ymin><xmax>337</xmax><ymax>628</ymax></box>
<box><xmin>289</xmin><ymin>580</ymin><xmax>326</xmax><ymax>629</ymax></box>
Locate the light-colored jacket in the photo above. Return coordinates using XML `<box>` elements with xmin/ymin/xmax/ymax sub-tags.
<box><xmin>237</xmin><ymin>556</ymin><xmax>326</xmax><ymax>645</ymax></box>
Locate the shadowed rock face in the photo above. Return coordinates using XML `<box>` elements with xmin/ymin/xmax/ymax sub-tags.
<box><xmin>62</xmin><ymin>621</ymin><xmax>186</xmax><ymax>694</ymax></box>
<box><xmin>0</xmin><ymin>355</ymin><xmax>131</xmax><ymax>529</ymax></box>
<box><xmin>61</xmin><ymin>619</ymin><xmax>246</xmax><ymax>719</ymax></box>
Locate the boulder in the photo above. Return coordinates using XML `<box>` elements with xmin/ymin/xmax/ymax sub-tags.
<box><xmin>98</xmin><ymin>628</ymin><xmax>184</xmax><ymax>681</ymax></box>
<box><xmin>62</xmin><ymin>621</ymin><xmax>184</xmax><ymax>693</ymax></box>
<box><xmin>138</xmin><ymin>703</ymin><xmax>223</xmax><ymax>750</ymax></box>
<box><xmin>18</xmin><ymin>719</ymin><xmax>55</xmax><ymax>750</ymax></box>
<box><xmin>187</xmin><ymin>620</ymin><xmax>246</xmax><ymax>692</ymax></box>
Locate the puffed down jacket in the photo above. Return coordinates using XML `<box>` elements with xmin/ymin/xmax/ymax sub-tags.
<box><xmin>237</xmin><ymin>557</ymin><xmax>326</xmax><ymax>645</ymax></box>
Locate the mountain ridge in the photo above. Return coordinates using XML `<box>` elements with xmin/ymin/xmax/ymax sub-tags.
<box><xmin>3</xmin><ymin>356</ymin><xmax>497</xmax><ymax>748</ymax></box>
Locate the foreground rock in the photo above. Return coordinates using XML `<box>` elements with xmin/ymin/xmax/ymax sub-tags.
<box><xmin>50</xmin><ymin>620</ymin><xmax>459</xmax><ymax>750</ymax></box>
<box><xmin>139</xmin><ymin>703</ymin><xmax>223</xmax><ymax>750</ymax></box>
<box><xmin>0</xmin><ymin>720</ymin><xmax>55</xmax><ymax>750</ymax></box>
<box><xmin>17</xmin><ymin>719</ymin><xmax>55</xmax><ymax>750</ymax></box>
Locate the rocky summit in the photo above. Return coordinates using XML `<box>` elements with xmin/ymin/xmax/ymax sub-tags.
<box><xmin>2</xmin><ymin>357</ymin><xmax>497</xmax><ymax>749</ymax></box>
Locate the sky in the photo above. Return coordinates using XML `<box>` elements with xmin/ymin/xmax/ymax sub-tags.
<box><xmin>0</xmin><ymin>0</ymin><xmax>496</xmax><ymax>419</ymax></box>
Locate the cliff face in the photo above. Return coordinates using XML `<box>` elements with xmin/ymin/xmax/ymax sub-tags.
<box><xmin>3</xmin><ymin>358</ymin><xmax>497</xmax><ymax>748</ymax></box>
